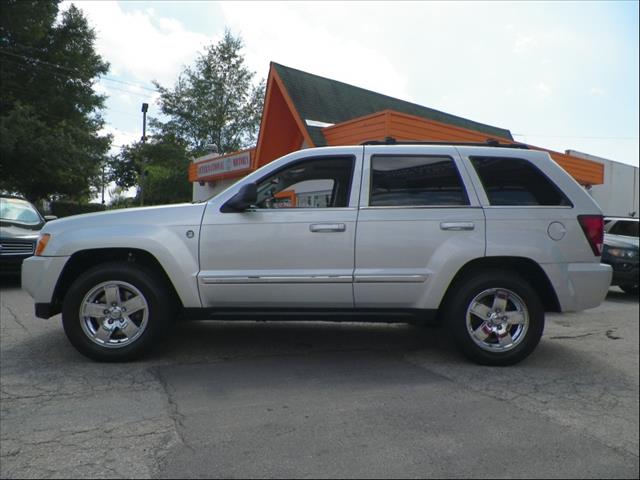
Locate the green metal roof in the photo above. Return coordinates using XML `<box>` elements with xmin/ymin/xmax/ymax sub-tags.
<box><xmin>273</xmin><ymin>62</ymin><xmax>514</xmax><ymax>146</ymax></box>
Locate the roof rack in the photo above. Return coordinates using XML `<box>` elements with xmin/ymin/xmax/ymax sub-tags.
<box><xmin>360</xmin><ymin>137</ymin><xmax>529</xmax><ymax>149</ymax></box>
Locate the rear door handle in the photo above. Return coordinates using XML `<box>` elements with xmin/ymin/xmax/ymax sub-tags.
<box><xmin>309</xmin><ymin>223</ymin><xmax>346</xmax><ymax>233</ymax></box>
<box><xmin>440</xmin><ymin>222</ymin><xmax>475</xmax><ymax>231</ymax></box>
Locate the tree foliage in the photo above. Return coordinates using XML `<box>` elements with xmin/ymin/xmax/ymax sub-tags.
<box><xmin>108</xmin><ymin>135</ymin><xmax>193</xmax><ymax>205</ymax></box>
<box><xmin>151</xmin><ymin>30</ymin><xmax>265</xmax><ymax>157</ymax></box>
<box><xmin>0</xmin><ymin>0</ymin><xmax>110</xmax><ymax>201</ymax></box>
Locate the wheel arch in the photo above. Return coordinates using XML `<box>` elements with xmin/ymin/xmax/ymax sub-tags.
<box><xmin>52</xmin><ymin>248</ymin><xmax>184</xmax><ymax>314</ymax></box>
<box><xmin>440</xmin><ymin>256</ymin><xmax>561</xmax><ymax>314</ymax></box>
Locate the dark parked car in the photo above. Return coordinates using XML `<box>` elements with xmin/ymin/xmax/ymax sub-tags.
<box><xmin>602</xmin><ymin>217</ymin><xmax>639</xmax><ymax>294</ymax></box>
<box><xmin>0</xmin><ymin>196</ymin><xmax>54</xmax><ymax>275</ymax></box>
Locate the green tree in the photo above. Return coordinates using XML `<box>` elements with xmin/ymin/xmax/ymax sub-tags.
<box><xmin>0</xmin><ymin>0</ymin><xmax>111</xmax><ymax>202</ymax></box>
<box><xmin>152</xmin><ymin>30</ymin><xmax>265</xmax><ymax>156</ymax></box>
<box><xmin>108</xmin><ymin>135</ymin><xmax>192</xmax><ymax>206</ymax></box>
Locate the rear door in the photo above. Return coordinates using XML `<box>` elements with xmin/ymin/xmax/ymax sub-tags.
<box><xmin>354</xmin><ymin>145</ymin><xmax>485</xmax><ymax>310</ymax></box>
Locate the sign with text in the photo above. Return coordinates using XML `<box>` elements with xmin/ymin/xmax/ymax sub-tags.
<box><xmin>196</xmin><ymin>151</ymin><xmax>252</xmax><ymax>180</ymax></box>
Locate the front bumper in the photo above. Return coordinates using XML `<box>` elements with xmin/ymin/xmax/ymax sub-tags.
<box><xmin>21</xmin><ymin>255</ymin><xmax>70</xmax><ymax>318</ymax></box>
<box><xmin>601</xmin><ymin>255</ymin><xmax>639</xmax><ymax>286</ymax></box>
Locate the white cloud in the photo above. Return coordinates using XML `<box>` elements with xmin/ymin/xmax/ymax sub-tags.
<box><xmin>100</xmin><ymin>125</ymin><xmax>140</xmax><ymax>153</ymax></box>
<box><xmin>513</xmin><ymin>34</ymin><xmax>537</xmax><ymax>54</ymax></box>
<box><xmin>62</xmin><ymin>1</ymin><xmax>215</xmax><ymax>87</ymax></box>
<box><xmin>219</xmin><ymin>1</ymin><xmax>413</xmax><ymax>104</ymax></box>
<box><xmin>536</xmin><ymin>81</ymin><xmax>552</xmax><ymax>97</ymax></box>
<box><xmin>589</xmin><ymin>87</ymin><xmax>605</xmax><ymax>96</ymax></box>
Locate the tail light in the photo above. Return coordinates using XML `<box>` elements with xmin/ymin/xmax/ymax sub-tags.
<box><xmin>578</xmin><ymin>215</ymin><xmax>604</xmax><ymax>256</ymax></box>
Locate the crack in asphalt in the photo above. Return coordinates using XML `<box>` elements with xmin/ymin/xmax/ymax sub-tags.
<box><xmin>1</xmin><ymin>302</ymin><xmax>29</xmax><ymax>334</ymax></box>
<box><xmin>548</xmin><ymin>332</ymin><xmax>595</xmax><ymax>340</ymax></box>
<box><xmin>150</xmin><ymin>367</ymin><xmax>195</xmax><ymax>455</ymax></box>
<box><xmin>606</xmin><ymin>329</ymin><xmax>622</xmax><ymax>340</ymax></box>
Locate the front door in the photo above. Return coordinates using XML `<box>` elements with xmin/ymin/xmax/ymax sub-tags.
<box><xmin>198</xmin><ymin>149</ymin><xmax>362</xmax><ymax>309</ymax></box>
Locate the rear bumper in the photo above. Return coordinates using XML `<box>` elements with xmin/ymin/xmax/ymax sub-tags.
<box><xmin>541</xmin><ymin>262</ymin><xmax>612</xmax><ymax>312</ymax></box>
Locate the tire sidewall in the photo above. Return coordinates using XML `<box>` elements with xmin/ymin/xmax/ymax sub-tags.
<box><xmin>62</xmin><ymin>262</ymin><xmax>170</xmax><ymax>362</ymax></box>
<box><xmin>445</xmin><ymin>271</ymin><xmax>545</xmax><ymax>366</ymax></box>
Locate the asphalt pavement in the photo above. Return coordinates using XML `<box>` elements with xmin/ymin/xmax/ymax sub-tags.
<box><xmin>1</xmin><ymin>275</ymin><xmax>638</xmax><ymax>479</ymax></box>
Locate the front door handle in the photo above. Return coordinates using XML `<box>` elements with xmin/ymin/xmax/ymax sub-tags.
<box><xmin>309</xmin><ymin>223</ymin><xmax>346</xmax><ymax>233</ymax></box>
<box><xmin>440</xmin><ymin>222</ymin><xmax>475</xmax><ymax>231</ymax></box>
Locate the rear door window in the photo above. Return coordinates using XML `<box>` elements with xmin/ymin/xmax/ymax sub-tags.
<box><xmin>470</xmin><ymin>156</ymin><xmax>572</xmax><ymax>207</ymax></box>
<box><xmin>370</xmin><ymin>155</ymin><xmax>469</xmax><ymax>207</ymax></box>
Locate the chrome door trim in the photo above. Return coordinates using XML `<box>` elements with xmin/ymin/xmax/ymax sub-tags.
<box><xmin>482</xmin><ymin>205</ymin><xmax>575</xmax><ymax>209</ymax></box>
<box><xmin>201</xmin><ymin>275</ymin><xmax>353</xmax><ymax>284</ymax></box>
<box><xmin>354</xmin><ymin>275</ymin><xmax>427</xmax><ymax>283</ymax></box>
<box><xmin>359</xmin><ymin>206</ymin><xmax>483</xmax><ymax>211</ymax></box>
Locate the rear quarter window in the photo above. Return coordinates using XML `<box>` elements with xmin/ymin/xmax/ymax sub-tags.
<box><xmin>470</xmin><ymin>156</ymin><xmax>572</xmax><ymax>207</ymax></box>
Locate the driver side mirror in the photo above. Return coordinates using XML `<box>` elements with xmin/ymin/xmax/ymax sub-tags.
<box><xmin>221</xmin><ymin>183</ymin><xmax>258</xmax><ymax>213</ymax></box>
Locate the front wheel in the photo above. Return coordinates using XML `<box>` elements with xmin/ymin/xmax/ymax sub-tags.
<box><xmin>62</xmin><ymin>262</ymin><xmax>172</xmax><ymax>362</ymax></box>
<box><xmin>443</xmin><ymin>271</ymin><xmax>545</xmax><ymax>366</ymax></box>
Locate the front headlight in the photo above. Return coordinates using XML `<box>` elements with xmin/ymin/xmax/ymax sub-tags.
<box><xmin>607</xmin><ymin>247</ymin><xmax>637</xmax><ymax>259</ymax></box>
<box><xmin>35</xmin><ymin>233</ymin><xmax>51</xmax><ymax>256</ymax></box>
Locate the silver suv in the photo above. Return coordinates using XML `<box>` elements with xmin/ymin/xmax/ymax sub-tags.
<box><xmin>22</xmin><ymin>143</ymin><xmax>612</xmax><ymax>365</ymax></box>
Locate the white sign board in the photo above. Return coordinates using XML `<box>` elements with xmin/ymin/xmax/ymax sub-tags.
<box><xmin>196</xmin><ymin>151</ymin><xmax>251</xmax><ymax>179</ymax></box>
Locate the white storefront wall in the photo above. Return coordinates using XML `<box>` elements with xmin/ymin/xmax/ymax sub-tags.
<box><xmin>566</xmin><ymin>150</ymin><xmax>639</xmax><ymax>218</ymax></box>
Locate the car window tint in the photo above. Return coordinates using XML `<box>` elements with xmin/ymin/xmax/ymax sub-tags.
<box><xmin>256</xmin><ymin>157</ymin><xmax>353</xmax><ymax>209</ymax></box>
<box><xmin>470</xmin><ymin>156</ymin><xmax>571</xmax><ymax>207</ymax></box>
<box><xmin>370</xmin><ymin>155</ymin><xmax>469</xmax><ymax>207</ymax></box>
<box><xmin>609</xmin><ymin>221</ymin><xmax>639</xmax><ymax>237</ymax></box>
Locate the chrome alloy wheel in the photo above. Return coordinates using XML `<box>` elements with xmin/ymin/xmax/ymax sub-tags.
<box><xmin>465</xmin><ymin>288</ymin><xmax>529</xmax><ymax>352</ymax></box>
<box><xmin>79</xmin><ymin>281</ymin><xmax>149</xmax><ymax>348</ymax></box>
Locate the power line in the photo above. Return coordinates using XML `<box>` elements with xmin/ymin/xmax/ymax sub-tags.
<box><xmin>2</xmin><ymin>55</ymin><xmax>154</xmax><ymax>99</ymax></box>
<box><xmin>0</xmin><ymin>48</ymin><xmax>157</xmax><ymax>92</ymax></box>
<box><xmin>100</xmin><ymin>76</ymin><xmax>157</xmax><ymax>93</ymax></box>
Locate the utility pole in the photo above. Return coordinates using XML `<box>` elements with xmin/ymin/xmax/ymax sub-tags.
<box><xmin>140</xmin><ymin>102</ymin><xmax>149</xmax><ymax>206</ymax></box>
<box><xmin>101</xmin><ymin>163</ymin><xmax>105</xmax><ymax>205</ymax></box>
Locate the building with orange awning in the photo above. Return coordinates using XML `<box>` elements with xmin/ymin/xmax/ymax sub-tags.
<box><xmin>190</xmin><ymin>62</ymin><xmax>605</xmax><ymax>203</ymax></box>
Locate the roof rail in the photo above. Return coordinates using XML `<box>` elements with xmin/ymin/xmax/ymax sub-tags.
<box><xmin>360</xmin><ymin>137</ymin><xmax>529</xmax><ymax>149</ymax></box>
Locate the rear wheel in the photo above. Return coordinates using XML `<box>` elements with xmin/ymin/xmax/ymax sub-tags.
<box><xmin>443</xmin><ymin>271</ymin><xmax>544</xmax><ymax>366</ymax></box>
<box><xmin>62</xmin><ymin>262</ymin><xmax>172</xmax><ymax>362</ymax></box>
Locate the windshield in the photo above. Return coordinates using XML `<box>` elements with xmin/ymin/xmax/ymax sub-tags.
<box><xmin>0</xmin><ymin>197</ymin><xmax>43</xmax><ymax>226</ymax></box>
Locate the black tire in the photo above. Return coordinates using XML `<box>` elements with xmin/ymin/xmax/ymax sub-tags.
<box><xmin>443</xmin><ymin>270</ymin><xmax>545</xmax><ymax>366</ymax></box>
<box><xmin>62</xmin><ymin>261</ymin><xmax>173</xmax><ymax>362</ymax></box>
<box><xmin>619</xmin><ymin>284</ymin><xmax>639</xmax><ymax>295</ymax></box>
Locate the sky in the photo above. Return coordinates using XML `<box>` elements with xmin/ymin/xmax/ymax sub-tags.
<box><xmin>61</xmin><ymin>0</ymin><xmax>639</xmax><ymax>170</ymax></box>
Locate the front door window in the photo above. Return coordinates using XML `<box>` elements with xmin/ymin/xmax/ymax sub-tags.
<box><xmin>255</xmin><ymin>157</ymin><xmax>354</xmax><ymax>209</ymax></box>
